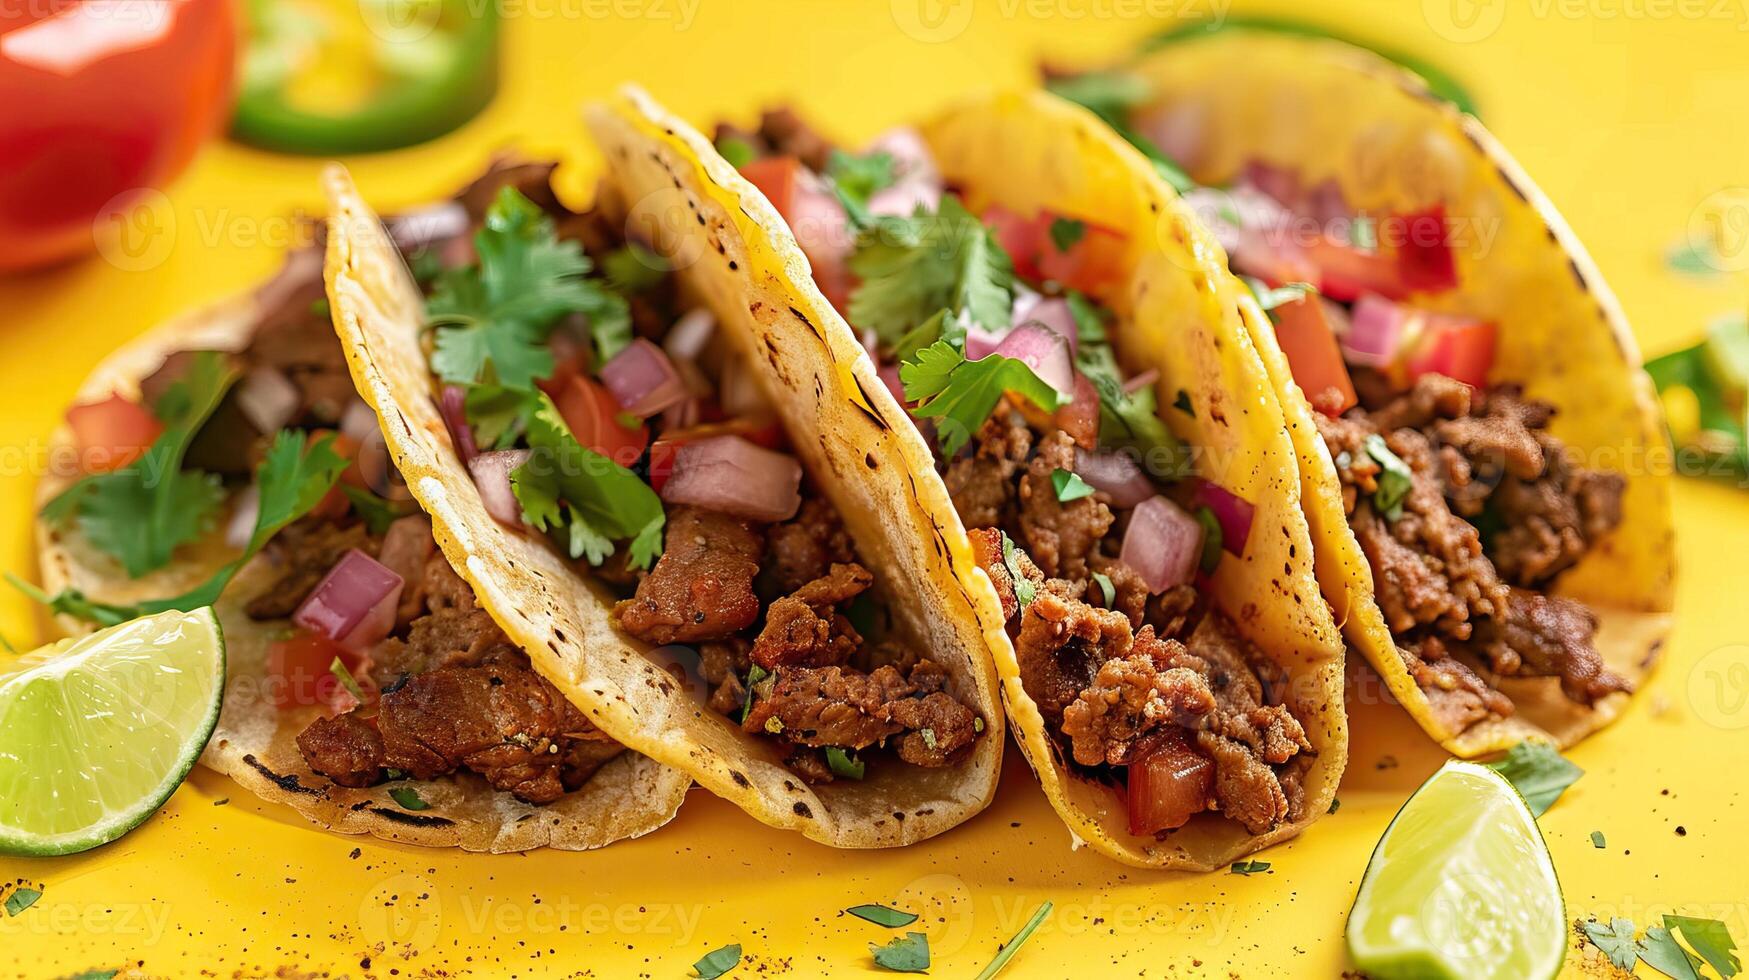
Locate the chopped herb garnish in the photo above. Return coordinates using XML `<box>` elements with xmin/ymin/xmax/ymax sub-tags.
<box><xmin>1583</xmin><ymin>918</ymin><xmax>1640</xmax><ymax>971</ymax></box>
<box><xmin>1051</xmin><ymin>468</ymin><xmax>1095</xmax><ymax>502</ymax></box>
<box><xmin>847</xmin><ymin>904</ymin><xmax>919</xmax><ymax>928</ymax></box>
<box><xmin>1229</xmin><ymin>860</ymin><xmax>1270</xmax><ymax>876</ymax></box>
<box><xmin>1363</xmin><ymin>434</ymin><xmax>1413</xmax><ymax>521</ymax></box>
<box><xmin>1667</xmin><ymin>240</ymin><xmax>1726</xmax><ymax>278</ymax></box>
<box><xmin>388</xmin><ymin>786</ymin><xmax>429</xmax><ymax>811</ymax></box>
<box><xmin>1590</xmin><ymin>830</ymin><xmax>1607</xmax><ymax>849</ymax></box>
<box><xmin>1000</xmin><ymin>531</ymin><xmax>1037</xmax><ymax>609</ymax></box>
<box><xmin>1243</xmin><ymin>276</ymin><xmax>1317</xmax><ymax>313</ymax></box>
<box><xmin>1091</xmin><ymin>571</ymin><xmax>1115</xmax><ymax>608</ymax></box>
<box><xmin>1642</xmin><ymin>924</ymin><xmax>1709</xmax><ymax>980</ymax></box>
<box><xmin>1049</xmin><ymin>217</ymin><xmax>1086</xmax><ymax>253</ymax></box>
<box><xmin>849</xmin><ymin>195</ymin><xmax>1013</xmax><ymax>349</ymax></box>
<box><xmin>426</xmin><ymin>186</ymin><xmax>630</xmax><ymax>388</ymax></box>
<box><xmin>1193</xmin><ymin>505</ymin><xmax>1223</xmax><ymax>574</ymax></box>
<box><xmin>826</xmin><ymin>149</ymin><xmax>897</xmax><ymax>228</ymax></box>
<box><xmin>309</xmin><ymin>297</ymin><xmax>331</xmax><ymax>318</ymax></box>
<box><xmin>693</xmin><ymin>943</ymin><xmax>742</xmax><ymax>979</ymax></box>
<box><xmin>43</xmin><ymin>351</ymin><xmax>236</xmax><ymax>577</ymax></box>
<box><xmin>901</xmin><ymin>341</ymin><xmax>1064</xmax><ymax>456</ymax></box>
<box><xmin>715</xmin><ymin>135</ymin><xmax>755</xmax><ymax>169</ymax></box>
<box><xmin>602</xmin><ymin>242</ymin><xmax>670</xmax><ymax>294</ymax></box>
<box><xmin>740</xmin><ymin>664</ymin><xmax>769</xmax><ymax>724</ymax></box>
<box><xmin>1171</xmin><ymin>388</ymin><xmax>1194</xmax><ymax>417</ymax></box>
<box><xmin>329</xmin><ymin>657</ymin><xmax>366</xmax><ymax>704</ymax></box>
<box><xmin>1327</xmin><ymin>797</ymin><xmax>1341</xmax><ymax>815</ymax></box>
<box><xmin>1072</xmin><ymin>304</ymin><xmax>1182</xmax><ymax>461</ymax></box>
<box><xmin>973</xmin><ymin>900</ymin><xmax>1052</xmax><ymax>980</ymax></box>
<box><xmin>18</xmin><ymin>432</ymin><xmax>348</xmax><ymax>626</ymax></box>
<box><xmin>508</xmin><ymin>393</ymin><xmax>665</xmax><ymax>569</ymax></box>
<box><xmin>4</xmin><ymin>886</ymin><xmax>41</xmax><ymax>916</ymax></box>
<box><xmin>1646</xmin><ymin>313</ymin><xmax>1749</xmax><ymax>473</ymax></box>
<box><xmin>825</xmin><ymin>747</ymin><xmax>866</xmax><ymax>781</ymax></box>
<box><xmin>1666</xmin><ymin>915</ymin><xmax>1742</xmax><ymax>978</ymax></box>
<box><xmin>1487</xmin><ymin>741</ymin><xmax>1582</xmax><ymax>817</ymax></box>
<box><xmin>870</xmin><ymin>931</ymin><xmax>930</xmax><ymax>973</ymax></box>
<box><xmin>340</xmin><ymin>484</ymin><xmax>420</xmax><ymax>535</ymax></box>
<box><xmin>407</xmin><ymin>247</ymin><xmax>444</xmax><ymax>286</ymax></box>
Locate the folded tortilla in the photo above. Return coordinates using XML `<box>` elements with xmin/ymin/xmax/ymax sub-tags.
<box><xmin>320</xmin><ymin>85</ymin><xmax>1005</xmax><ymax>848</ymax></box>
<box><xmin>1127</xmin><ymin>31</ymin><xmax>1675</xmax><ymax>755</ymax></box>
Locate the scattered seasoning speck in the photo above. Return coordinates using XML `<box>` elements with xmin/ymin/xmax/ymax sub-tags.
<box><xmin>349</xmin><ymin>848</ymin><xmax>362</xmax><ymax>860</ymax></box>
<box><xmin>1675</xmin><ymin>826</ymin><xmax>1688</xmax><ymax>836</ymax></box>
<box><xmin>212</xmin><ymin>798</ymin><xmax>228</xmax><ymax>806</ymax></box>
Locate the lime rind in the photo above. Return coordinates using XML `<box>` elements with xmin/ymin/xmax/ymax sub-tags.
<box><xmin>0</xmin><ymin>608</ymin><xmax>225</xmax><ymax>856</ymax></box>
<box><xmin>1347</xmin><ymin>760</ymin><xmax>1566</xmax><ymax>980</ymax></box>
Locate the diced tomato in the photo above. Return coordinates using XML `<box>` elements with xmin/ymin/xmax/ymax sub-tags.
<box><xmin>1127</xmin><ymin>728</ymin><xmax>1214</xmax><ymax>836</ymax></box>
<box><xmin>1303</xmin><ymin>235</ymin><xmax>1411</xmax><ymax>302</ymax></box>
<box><xmin>983</xmin><ymin>205</ymin><xmax>1049</xmax><ymax>282</ymax></box>
<box><xmin>1406</xmin><ymin>315</ymin><xmax>1496</xmax><ymax>388</ymax></box>
<box><xmin>537</xmin><ymin>331</ymin><xmax>592</xmax><ymax>398</ymax></box>
<box><xmin>741</xmin><ymin>155</ymin><xmax>855</xmax><ymax>309</ymax></box>
<box><xmin>557</xmin><ymin>375</ymin><xmax>651</xmax><ymax>468</ymax></box>
<box><xmin>266</xmin><ymin>631</ymin><xmax>370</xmax><ymax>713</ymax></box>
<box><xmin>1055</xmin><ymin>371</ymin><xmax>1101</xmax><ymax>450</ymax></box>
<box><xmin>65</xmin><ymin>394</ymin><xmax>161</xmax><ymax>473</ymax></box>
<box><xmin>1395</xmin><ymin>204</ymin><xmax>1459</xmax><ymax>293</ymax></box>
<box><xmin>307</xmin><ymin>432</ymin><xmax>362</xmax><ymax>521</ymax></box>
<box><xmin>1036</xmin><ymin>218</ymin><xmax>1127</xmax><ymax>296</ymax></box>
<box><xmin>648</xmin><ymin>417</ymin><xmax>786</xmax><ymax>492</ymax></box>
<box><xmin>1272</xmin><ymin>296</ymin><xmax>1358</xmax><ymax>416</ymax></box>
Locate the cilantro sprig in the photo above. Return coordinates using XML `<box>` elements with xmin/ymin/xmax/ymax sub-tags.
<box><xmin>1487</xmin><ymin>741</ymin><xmax>1582</xmax><ymax>817</ymax></box>
<box><xmin>1067</xmin><ymin>292</ymin><xmax>1182</xmax><ymax>461</ymax></box>
<box><xmin>1583</xmin><ymin>914</ymin><xmax>1741</xmax><ymax>980</ymax></box>
<box><xmin>427</xmin><ymin>187</ymin><xmax>630</xmax><ymax>389</ymax></box>
<box><xmin>508</xmin><ymin>393</ymin><xmax>665</xmax><ymax>569</ymax></box>
<box><xmin>43</xmin><ymin>352</ymin><xmax>237</xmax><ymax>577</ymax></box>
<box><xmin>901</xmin><ymin>341</ymin><xmax>1066</xmax><ymax>456</ymax></box>
<box><xmin>848</xmin><ymin>196</ymin><xmax>1014</xmax><ymax>348</ymax></box>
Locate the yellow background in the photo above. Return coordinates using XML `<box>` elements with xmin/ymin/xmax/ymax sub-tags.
<box><xmin>4</xmin><ymin>1</ymin><xmax>1748</xmax><ymax>976</ymax></box>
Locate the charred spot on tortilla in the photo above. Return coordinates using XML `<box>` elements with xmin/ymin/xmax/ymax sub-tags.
<box><xmin>244</xmin><ymin>756</ymin><xmax>321</xmax><ymax>797</ymax></box>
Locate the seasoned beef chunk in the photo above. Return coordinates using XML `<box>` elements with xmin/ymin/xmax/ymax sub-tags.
<box><xmin>750</xmin><ymin>563</ymin><xmax>873</xmax><ymax>669</ymax></box>
<box><xmin>698</xmin><ymin>639</ymin><xmax>752</xmax><ymax>686</ymax></box>
<box><xmin>1187</xmin><ymin>614</ymin><xmax>1312</xmax><ymax>769</ymax></box>
<box><xmin>615</xmin><ymin>506</ymin><xmax>764</xmax><ymax>645</ymax></box>
<box><xmin>1196</xmin><ymin>730</ymin><xmax>1292</xmax><ymax>836</ymax></box>
<box><xmin>1059</xmin><ymin>638</ymin><xmax>1215</xmax><ymax>767</ymax></box>
<box><xmin>1483</xmin><ymin>590</ymin><xmax>1630</xmax><ymax>704</ymax></box>
<box><xmin>246</xmin><ymin>296</ymin><xmax>359</xmax><ymax>426</ymax></box>
<box><xmin>375</xmin><ymin>659</ymin><xmax>615</xmax><ymax>805</ymax></box>
<box><xmin>945</xmin><ymin>414</ymin><xmax>1031</xmax><ymax>530</ymax></box>
<box><xmin>297</xmin><ymin>714</ymin><xmax>385</xmax><ymax>788</ymax></box>
<box><xmin>714</xmin><ymin>108</ymin><xmax>836</xmax><ymax>173</ymax></box>
<box><xmin>245</xmin><ymin>518</ymin><xmax>375</xmax><ymax>620</ymax></box>
<box><xmin>1014</xmin><ymin>588</ymin><xmax>1134</xmax><ymax>725</ymax></box>
<box><xmin>890</xmin><ymin>692</ymin><xmax>980</xmax><ymax>767</ymax></box>
<box><xmin>763</xmin><ymin>496</ymin><xmax>855</xmax><ymax>597</ymax></box>
<box><xmin>744</xmin><ymin>661</ymin><xmax>977</xmax><ymax>767</ymax></box>
<box><xmin>1017</xmin><ymin>430</ymin><xmax>1114</xmax><ymax>581</ymax></box>
<box><xmin>368</xmin><ymin>554</ymin><xmax>521</xmax><ymax>688</ymax></box>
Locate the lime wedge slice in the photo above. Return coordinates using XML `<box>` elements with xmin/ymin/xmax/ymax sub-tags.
<box><xmin>1347</xmin><ymin>760</ymin><xmax>1565</xmax><ymax>980</ymax></box>
<box><xmin>0</xmin><ymin>608</ymin><xmax>225</xmax><ymax>856</ymax></box>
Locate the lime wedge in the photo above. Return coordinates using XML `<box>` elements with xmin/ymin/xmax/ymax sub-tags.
<box><xmin>1347</xmin><ymin>760</ymin><xmax>1565</xmax><ymax>980</ymax></box>
<box><xmin>0</xmin><ymin>608</ymin><xmax>225</xmax><ymax>856</ymax></box>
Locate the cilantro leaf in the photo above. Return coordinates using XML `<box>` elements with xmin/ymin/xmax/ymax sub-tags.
<box><xmin>339</xmin><ymin>485</ymin><xmax>419</xmax><ymax>535</ymax></box>
<box><xmin>427</xmin><ymin>187</ymin><xmax>629</xmax><ymax>388</ymax></box>
<box><xmin>1364</xmin><ymin>434</ymin><xmax>1413</xmax><ymax>522</ymax></box>
<box><xmin>694</xmin><ymin>943</ymin><xmax>742</xmax><ymax>979</ymax></box>
<box><xmin>1193</xmin><ymin>505</ymin><xmax>1223</xmax><ymax>574</ymax></box>
<box><xmin>973</xmin><ymin>901</ymin><xmax>1052</xmax><ymax>980</ymax></box>
<box><xmin>1051</xmin><ymin>468</ymin><xmax>1095</xmax><ymax>502</ymax></box>
<box><xmin>4</xmin><ymin>886</ymin><xmax>41</xmax><ymax>917</ymax></box>
<box><xmin>870</xmin><ymin>931</ymin><xmax>930</xmax><ymax>973</ymax></box>
<box><xmin>825</xmin><ymin>747</ymin><xmax>865</xmax><ymax>781</ymax></box>
<box><xmin>740</xmin><ymin>664</ymin><xmax>769</xmax><ymax>724</ymax></box>
<box><xmin>847</xmin><ymin>904</ymin><xmax>918</xmax><ymax>928</ymax></box>
<box><xmin>1091</xmin><ymin>571</ymin><xmax>1115</xmax><ymax>608</ymax></box>
<box><xmin>849</xmin><ymin>196</ymin><xmax>1013</xmax><ymax>348</ymax></box>
<box><xmin>1000</xmin><ymin>531</ymin><xmax>1037</xmax><ymax>610</ymax></box>
<box><xmin>901</xmin><ymin>341</ymin><xmax>1064</xmax><ymax>456</ymax></box>
<box><xmin>1243</xmin><ymin>276</ymin><xmax>1318</xmax><ymax>313</ymax></box>
<box><xmin>601</xmin><ymin>242</ymin><xmax>670</xmax><ymax>294</ymax></box>
<box><xmin>1487</xmin><ymin>741</ymin><xmax>1582</xmax><ymax>817</ymax></box>
<box><xmin>1229</xmin><ymin>860</ymin><xmax>1270</xmax><ymax>875</ymax></box>
<box><xmin>464</xmin><ymin>383</ymin><xmax>542</xmax><ymax>451</ymax></box>
<box><xmin>45</xmin><ymin>352</ymin><xmax>236</xmax><ymax>577</ymax></box>
<box><xmin>509</xmin><ymin>393</ymin><xmax>665</xmax><ymax>570</ymax></box>
<box><xmin>1584</xmin><ymin>918</ymin><xmax>1640</xmax><ymax>971</ymax></box>
<box><xmin>17</xmin><ymin>432</ymin><xmax>348</xmax><ymax>626</ymax></box>
<box><xmin>388</xmin><ymin>786</ymin><xmax>429</xmax><ymax>811</ymax></box>
<box><xmin>1049</xmin><ymin>217</ymin><xmax>1086</xmax><ymax>253</ymax></box>
<box><xmin>1590</xmin><ymin>830</ymin><xmax>1607</xmax><ymax>849</ymax></box>
<box><xmin>715</xmin><ymin>134</ymin><xmax>755</xmax><ymax>168</ymax></box>
<box><xmin>1075</xmin><ymin>331</ymin><xmax>1182</xmax><ymax>462</ymax></box>
<box><xmin>1643</xmin><ymin>925</ymin><xmax>1708</xmax><ymax>980</ymax></box>
<box><xmin>1666</xmin><ymin>915</ymin><xmax>1741</xmax><ymax>979</ymax></box>
<box><xmin>827</xmin><ymin>149</ymin><xmax>896</xmax><ymax>228</ymax></box>
<box><xmin>329</xmin><ymin>657</ymin><xmax>366</xmax><ymax>704</ymax></box>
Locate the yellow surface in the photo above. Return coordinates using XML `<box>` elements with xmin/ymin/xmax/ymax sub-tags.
<box><xmin>2</xmin><ymin>2</ymin><xmax>1746</xmax><ymax>976</ymax></box>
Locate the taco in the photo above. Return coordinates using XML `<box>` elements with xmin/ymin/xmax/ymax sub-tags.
<box><xmin>1056</xmin><ymin>30</ymin><xmax>1675</xmax><ymax>755</ymax></box>
<box><xmin>31</xmin><ymin>182</ymin><xmax>691</xmax><ymax>852</ymax></box>
<box><xmin>319</xmin><ymin>87</ymin><xmax>1003</xmax><ymax>849</ymax></box>
<box><xmin>712</xmin><ymin>91</ymin><xmax>1349</xmax><ymax>869</ymax></box>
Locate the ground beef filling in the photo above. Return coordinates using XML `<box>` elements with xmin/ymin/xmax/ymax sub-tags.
<box><xmin>258</xmin><ymin>515</ymin><xmax>626</xmax><ymax>806</ymax></box>
<box><xmin>1317</xmin><ymin>374</ymin><xmax>1631</xmax><ymax>728</ymax></box>
<box><xmin>613</xmin><ymin>501</ymin><xmax>984</xmax><ymax>783</ymax></box>
<box><xmin>960</xmin><ymin>409</ymin><xmax>1315</xmax><ymax>838</ymax></box>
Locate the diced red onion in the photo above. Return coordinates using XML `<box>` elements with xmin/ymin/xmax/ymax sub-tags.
<box><xmin>868</xmin><ymin>181</ymin><xmax>942</xmax><ymax>219</ymax></box>
<box><xmin>389</xmin><ymin>201</ymin><xmax>469</xmax><ymax>250</ymax></box>
<box><xmin>601</xmin><ymin>338</ymin><xmax>688</xmax><ymax>418</ymax></box>
<box><xmin>866</xmin><ymin>127</ymin><xmax>942</xmax><ymax>187</ymax></box>
<box><xmin>225</xmin><ymin>484</ymin><xmax>260</xmax><ymax>550</ymax></box>
<box><xmin>664</xmin><ymin>308</ymin><xmax>717</xmax><ymax>363</ymax></box>
<box><xmin>339</xmin><ymin>399</ymin><xmax>377</xmax><ymax>444</ymax></box>
<box><xmin>1192</xmin><ymin>479</ymin><xmax>1255</xmax><ymax>557</ymax></box>
<box><xmin>992</xmin><ymin>323</ymin><xmax>1074</xmax><ymax>398</ymax></box>
<box><xmin>965</xmin><ymin>323</ymin><xmax>1007</xmax><ymax>361</ymax></box>
<box><xmin>791</xmin><ymin>169</ymin><xmax>855</xmax><ymax>264</ymax></box>
<box><xmin>660</xmin><ymin>435</ymin><xmax>802</xmax><ymax>522</ymax></box>
<box><xmin>293</xmin><ymin>549</ymin><xmax>405</xmax><ymax>651</ymax></box>
<box><xmin>1012</xmin><ymin>296</ymin><xmax>1078</xmax><ymax>356</ymax></box>
<box><xmin>468</xmin><ymin>449</ymin><xmax>530</xmax><ymax>528</ymax></box>
<box><xmin>1120</xmin><ymin>495</ymin><xmax>1204</xmax><ymax>594</ymax></box>
<box><xmin>1342</xmin><ymin>294</ymin><xmax>1412</xmax><ymax>368</ymax></box>
<box><xmin>1122</xmin><ymin>368</ymin><xmax>1160</xmax><ymax>395</ymax></box>
<box><xmin>439</xmin><ymin>385</ymin><xmax>479</xmax><ymax>463</ymax></box>
<box><xmin>1074</xmin><ymin>447</ymin><xmax>1156</xmax><ymax>509</ymax></box>
<box><xmin>236</xmin><ymin>365</ymin><xmax>300</xmax><ymax>435</ymax></box>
